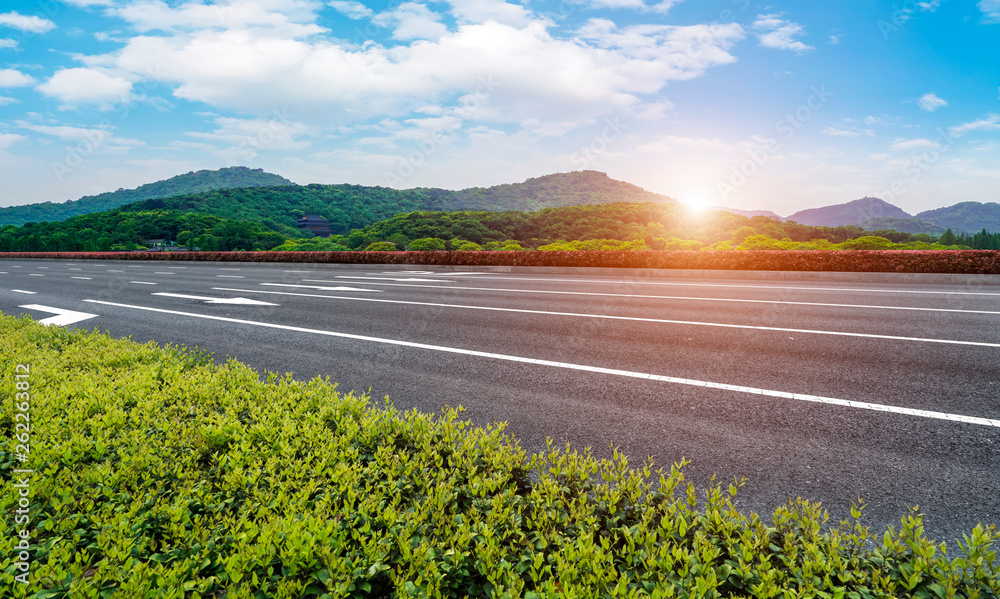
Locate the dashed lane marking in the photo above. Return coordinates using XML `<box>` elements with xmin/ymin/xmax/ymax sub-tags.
<box><xmin>297</xmin><ymin>280</ymin><xmax>1000</xmax><ymax>316</ymax></box>
<box><xmin>227</xmin><ymin>286</ymin><xmax>1000</xmax><ymax>348</ymax></box>
<box><xmin>80</xmin><ymin>299</ymin><xmax>1000</xmax><ymax>429</ymax></box>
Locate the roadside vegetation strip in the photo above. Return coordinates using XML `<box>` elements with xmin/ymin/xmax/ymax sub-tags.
<box><xmin>3</xmin><ymin>249</ymin><xmax>1000</xmax><ymax>274</ymax></box>
<box><xmin>1</xmin><ymin>314</ymin><xmax>999</xmax><ymax>597</ymax></box>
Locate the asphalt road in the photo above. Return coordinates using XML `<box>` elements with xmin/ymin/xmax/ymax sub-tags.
<box><xmin>2</xmin><ymin>257</ymin><xmax>999</xmax><ymax>543</ymax></box>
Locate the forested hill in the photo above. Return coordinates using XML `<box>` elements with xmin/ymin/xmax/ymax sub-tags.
<box><xmin>119</xmin><ymin>170</ymin><xmax>677</xmax><ymax>237</ymax></box>
<box><xmin>0</xmin><ymin>167</ymin><xmax>294</xmax><ymax>227</ymax></box>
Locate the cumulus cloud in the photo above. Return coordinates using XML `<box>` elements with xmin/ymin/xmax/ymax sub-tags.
<box><xmin>0</xmin><ymin>11</ymin><xmax>56</xmax><ymax>33</ymax></box>
<box><xmin>37</xmin><ymin>68</ymin><xmax>133</xmax><ymax>109</ymax></box>
<box><xmin>0</xmin><ymin>133</ymin><xmax>27</xmax><ymax>149</ymax></box>
<box><xmin>0</xmin><ymin>69</ymin><xmax>35</xmax><ymax>87</ymax></box>
<box><xmin>917</xmin><ymin>92</ymin><xmax>947</xmax><ymax>111</ymax></box>
<box><xmin>111</xmin><ymin>0</ymin><xmax>325</xmax><ymax>37</ymax></box>
<box><xmin>19</xmin><ymin>123</ymin><xmax>145</xmax><ymax>154</ymax></box>
<box><xmin>980</xmin><ymin>0</ymin><xmax>1000</xmax><ymax>23</ymax></box>
<box><xmin>949</xmin><ymin>113</ymin><xmax>1000</xmax><ymax>137</ymax></box>
<box><xmin>753</xmin><ymin>14</ymin><xmax>814</xmax><ymax>53</ymax></box>
<box><xmin>80</xmin><ymin>7</ymin><xmax>743</xmax><ymax>129</ymax></box>
<box><xmin>372</xmin><ymin>2</ymin><xmax>449</xmax><ymax>41</ymax></box>
<box><xmin>328</xmin><ymin>0</ymin><xmax>374</xmax><ymax>19</ymax></box>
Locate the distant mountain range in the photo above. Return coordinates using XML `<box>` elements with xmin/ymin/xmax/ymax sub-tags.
<box><xmin>2</xmin><ymin>165</ymin><xmax>996</xmax><ymax>235</ymax></box>
<box><xmin>716</xmin><ymin>197</ymin><xmax>1000</xmax><ymax>234</ymax></box>
<box><xmin>0</xmin><ymin>167</ymin><xmax>294</xmax><ymax>227</ymax></box>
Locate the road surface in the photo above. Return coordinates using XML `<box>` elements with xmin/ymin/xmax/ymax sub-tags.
<box><xmin>2</xmin><ymin>257</ymin><xmax>998</xmax><ymax>543</ymax></box>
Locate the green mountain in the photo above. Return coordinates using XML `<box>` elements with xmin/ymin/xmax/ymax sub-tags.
<box><xmin>786</xmin><ymin>197</ymin><xmax>911</xmax><ymax>227</ymax></box>
<box><xmin>859</xmin><ymin>217</ymin><xmax>947</xmax><ymax>236</ymax></box>
<box><xmin>118</xmin><ymin>170</ymin><xmax>676</xmax><ymax>237</ymax></box>
<box><xmin>0</xmin><ymin>166</ymin><xmax>294</xmax><ymax>227</ymax></box>
<box><xmin>915</xmin><ymin>202</ymin><xmax>1000</xmax><ymax>234</ymax></box>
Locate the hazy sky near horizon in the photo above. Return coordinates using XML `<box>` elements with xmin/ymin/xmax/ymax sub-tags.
<box><xmin>0</xmin><ymin>0</ymin><xmax>997</xmax><ymax>215</ymax></box>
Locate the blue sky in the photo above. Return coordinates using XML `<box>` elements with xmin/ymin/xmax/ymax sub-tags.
<box><xmin>0</xmin><ymin>0</ymin><xmax>997</xmax><ymax>216</ymax></box>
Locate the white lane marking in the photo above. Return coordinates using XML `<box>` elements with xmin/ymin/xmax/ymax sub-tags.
<box><xmin>219</xmin><ymin>268</ymin><xmax>241</xmax><ymax>271</ymax></box>
<box><xmin>80</xmin><ymin>298</ymin><xmax>1000</xmax><ymax>429</ymax></box>
<box><xmin>130</xmin><ymin>281</ymin><xmax>157</xmax><ymax>285</ymax></box>
<box><xmin>126</xmin><ymin>265</ymin><xmax>142</xmax><ymax>268</ymax></box>
<box><xmin>167</xmin><ymin>266</ymin><xmax>186</xmax><ymax>269</ymax></box>
<box><xmin>36</xmin><ymin>266</ymin><xmax>48</xmax><ymax>269</ymax></box>
<box><xmin>72</xmin><ymin>277</ymin><xmax>93</xmax><ymax>280</ymax></box>
<box><xmin>217</xmin><ymin>275</ymin><xmax>245</xmax><ymax>278</ymax></box>
<box><xmin>28</xmin><ymin>274</ymin><xmax>44</xmax><ymax>277</ymax></box>
<box><xmin>443</xmin><ymin>275</ymin><xmax>1000</xmax><ymax>297</ymax></box>
<box><xmin>19</xmin><ymin>304</ymin><xmax>99</xmax><ymax>327</ymax></box>
<box><xmin>12</xmin><ymin>290</ymin><xmax>36</xmax><ymax>294</ymax></box>
<box><xmin>152</xmin><ymin>292</ymin><xmax>278</xmax><ymax>306</ymax></box>
<box><xmin>283</xmin><ymin>270</ymin><xmax>311</xmax><ymax>273</ymax></box>
<box><xmin>0</xmin><ymin>272</ymin><xmax>7</xmax><ymax>274</ymax></box>
<box><xmin>299</xmin><ymin>280</ymin><xmax>1000</xmax><ymax>316</ymax></box>
<box><xmin>68</xmin><ymin>268</ymin><xmax>82</xmax><ymax>271</ymax></box>
<box><xmin>107</xmin><ymin>270</ymin><xmax>123</xmax><ymax>272</ymax></box>
<box><xmin>12</xmin><ymin>266</ymin><xmax>22</xmax><ymax>268</ymax></box>
<box><xmin>335</xmin><ymin>275</ymin><xmax>454</xmax><ymax>283</ymax></box>
<box><xmin>259</xmin><ymin>284</ymin><xmax>381</xmax><ymax>292</ymax></box>
<box><xmin>154</xmin><ymin>272</ymin><xmax>176</xmax><ymax>275</ymax></box>
<box><xmin>230</xmin><ymin>286</ymin><xmax>1000</xmax><ymax>348</ymax></box>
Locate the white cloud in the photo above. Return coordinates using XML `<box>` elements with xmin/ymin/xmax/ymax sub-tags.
<box><xmin>889</xmin><ymin>138</ymin><xmax>940</xmax><ymax>152</ymax></box>
<box><xmin>328</xmin><ymin>0</ymin><xmax>374</xmax><ymax>19</ymax></box>
<box><xmin>829</xmin><ymin>34</ymin><xmax>841</xmax><ymax>44</ymax></box>
<box><xmin>949</xmin><ymin>113</ymin><xmax>1000</xmax><ymax>137</ymax></box>
<box><xmin>184</xmin><ymin>115</ymin><xmax>314</xmax><ymax>163</ymax></box>
<box><xmin>85</xmin><ymin>14</ymin><xmax>743</xmax><ymax>127</ymax></box>
<box><xmin>649</xmin><ymin>0</ymin><xmax>683</xmax><ymax>13</ymax></box>
<box><xmin>917</xmin><ymin>92</ymin><xmax>947</xmax><ymax>111</ymax></box>
<box><xmin>980</xmin><ymin>0</ymin><xmax>1000</xmax><ymax>23</ymax></box>
<box><xmin>373</xmin><ymin>2</ymin><xmax>448</xmax><ymax>41</ymax></box>
<box><xmin>0</xmin><ymin>133</ymin><xmax>27</xmax><ymax>149</ymax></box>
<box><xmin>61</xmin><ymin>0</ymin><xmax>114</xmax><ymax>6</ymax></box>
<box><xmin>0</xmin><ymin>11</ymin><xmax>56</xmax><ymax>33</ymax></box>
<box><xmin>753</xmin><ymin>14</ymin><xmax>814</xmax><ymax>53</ymax></box>
<box><xmin>37</xmin><ymin>68</ymin><xmax>133</xmax><ymax>108</ymax></box>
<box><xmin>0</xmin><ymin>69</ymin><xmax>35</xmax><ymax>87</ymax></box>
<box><xmin>0</xmin><ymin>96</ymin><xmax>18</xmax><ymax>105</ymax></box>
<box><xmin>822</xmin><ymin>127</ymin><xmax>860</xmax><ymax>137</ymax></box>
<box><xmin>19</xmin><ymin>123</ymin><xmax>145</xmax><ymax>154</ymax></box>
<box><xmin>111</xmin><ymin>0</ymin><xmax>325</xmax><ymax>37</ymax></box>
<box><xmin>0</xmin><ymin>38</ymin><xmax>18</xmax><ymax>48</ymax></box>
<box><xmin>443</xmin><ymin>0</ymin><xmax>537</xmax><ymax>27</ymax></box>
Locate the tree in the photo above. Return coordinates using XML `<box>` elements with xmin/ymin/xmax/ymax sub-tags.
<box><xmin>939</xmin><ymin>229</ymin><xmax>957</xmax><ymax>245</ymax></box>
<box><xmin>407</xmin><ymin>237</ymin><xmax>446</xmax><ymax>251</ymax></box>
<box><xmin>364</xmin><ymin>242</ymin><xmax>398</xmax><ymax>251</ymax></box>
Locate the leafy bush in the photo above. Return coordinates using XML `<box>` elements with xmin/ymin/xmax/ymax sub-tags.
<box><xmin>407</xmin><ymin>237</ymin><xmax>447</xmax><ymax>251</ymax></box>
<box><xmin>538</xmin><ymin>239</ymin><xmax>650</xmax><ymax>251</ymax></box>
<box><xmin>450</xmin><ymin>240</ymin><xmax>483</xmax><ymax>251</ymax></box>
<box><xmin>1</xmin><ymin>314</ymin><xmax>998</xmax><ymax>597</ymax></box>
<box><xmin>363</xmin><ymin>241</ymin><xmax>399</xmax><ymax>251</ymax></box>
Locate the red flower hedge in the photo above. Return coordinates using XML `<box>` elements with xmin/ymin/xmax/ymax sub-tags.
<box><xmin>2</xmin><ymin>250</ymin><xmax>1000</xmax><ymax>274</ymax></box>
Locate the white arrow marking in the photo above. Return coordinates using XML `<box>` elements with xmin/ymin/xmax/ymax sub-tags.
<box><xmin>152</xmin><ymin>292</ymin><xmax>278</xmax><ymax>306</ymax></box>
<box><xmin>12</xmin><ymin>290</ymin><xmax>36</xmax><ymax>294</ymax></box>
<box><xmin>19</xmin><ymin>304</ymin><xmax>99</xmax><ymax>327</ymax></box>
<box><xmin>260</xmin><ymin>284</ymin><xmax>382</xmax><ymax>292</ymax></box>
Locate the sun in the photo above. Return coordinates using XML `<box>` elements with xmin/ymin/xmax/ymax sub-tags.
<box><xmin>680</xmin><ymin>194</ymin><xmax>712</xmax><ymax>213</ymax></box>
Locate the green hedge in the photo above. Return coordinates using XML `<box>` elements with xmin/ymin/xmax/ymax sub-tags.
<box><xmin>1</xmin><ymin>314</ymin><xmax>998</xmax><ymax>598</ymax></box>
<box><xmin>3</xmin><ymin>250</ymin><xmax>1000</xmax><ymax>274</ymax></box>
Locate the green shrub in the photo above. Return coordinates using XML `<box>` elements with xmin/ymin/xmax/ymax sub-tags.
<box><xmin>451</xmin><ymin>240</ymin><xmax>483</xmax><ymax>251</ymax></box>
<box><xmin>1</xmin><ymin>313</ymin><xmax>998</xmax><ymax>597</ymax></box>
<box><xmin>407</xmin><ymin>237</ymin><xmax>447</xmax><ymax>251</ymax></box>
<box><xmin>363</xmin><ymin>241</ymin><xmax>399</xmax><ymax>251</ymax></box>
